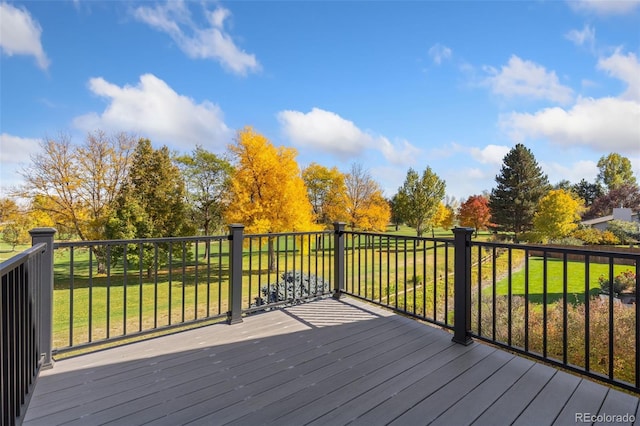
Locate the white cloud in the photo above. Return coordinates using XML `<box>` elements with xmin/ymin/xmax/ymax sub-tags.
<box><xmin>597</xmin><ymin>49</ymin><xmax>640</xmax><ymax>101</ymax></box>
<box><xmin>428</xmin><ymin>43</ymin><xmax>452</xmax><ymax>65</ymax></box>
<box><xmin>277</xmin><ymin>107</ymin><xmax>420</xmax><ymax>166</ymax></box>
<box><xmin>483</xmin><ymin>55</ymin><xmax>574</xmax><ymax>104</ymax></box>
<box><xmin>568</xmin><ymin>0</ymin><xmax>640</xmax><ymax>15</ymax></box>
<box><xmin>133</xmin><ymin>1</ymin><xmax>260</xmax><ymax>76</ymax></box>
<box><xmin>0</xmin><ymin>133</ymin><xmax>41</xmax><ymax>165</ymax></box>
<box><xmin>73</xmin><ymin>74</ymin><xmax>233</xmax><ymax>150</ymax></box>
<box><xmin>543</xmin><ymin>160</ymin><xmax>599</xmax><ymax>185</ymax></box>
<box><xmin>565</xmin><ymin>24</ymin><xmax>596</xmax><ymax>49</ymax></box>
<box><xmin>468</xmin><ymin>144</ymin><xmax>510</xmax><ymax>165</ymax></box>
<box><xmin>500</xmin><ymin>96</ymin><xmax>640</xmax><ymax>154</ymax></box>
<box><xmin>500</xmin><ymin>49</ymin><xmax>640</xmax><ymax>155</ymax></box>
<box><xmin>0</xmin><ymin>2</ymin><xmax>49</xmax><ymax>70</ymax></box>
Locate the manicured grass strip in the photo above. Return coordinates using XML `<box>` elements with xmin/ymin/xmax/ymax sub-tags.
<box><xmin>493</xmin><ymin>257</ymin><xmax>633</xmax><ymax>304</ymax></box>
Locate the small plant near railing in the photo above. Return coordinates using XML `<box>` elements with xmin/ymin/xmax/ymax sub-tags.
<box><xmin>254</xmin><ymin>271</ymin><xmax>331</xmax><ymax>306</ymax></box>
<box><xmin>599</xmin><ymin>270</ymin><xmax>636</xmax><ymax>296</ymax></box>
<box><xmin>473</xmin><ymin>293</ymin><xmax>638</xmax><ymax>384</ymax></box>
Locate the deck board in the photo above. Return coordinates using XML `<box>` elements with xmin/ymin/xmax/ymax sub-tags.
<box><xmin>23</xmin><ymin>297</ymin><xmax>639</xmax><ymax>426</ymax></box>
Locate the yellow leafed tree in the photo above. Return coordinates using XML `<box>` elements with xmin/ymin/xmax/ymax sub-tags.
<box><xmin>302</xmin><ymin>162</ymin><xmax>348</xmax><ymax>226</ymax></box>
<box><xmin>433</xmin><ymin>202</ymin><xmax>455</xmax><ymax>230</ymax></box>
<box><xmin>533</xmin><ymin>189</ymin><xmax>584</xmax><ymax>241</ymax></box>
<box><xmin>226</xmin><ymin>127</ymin><xmax>316</xmax><ymax>270</ymax></box>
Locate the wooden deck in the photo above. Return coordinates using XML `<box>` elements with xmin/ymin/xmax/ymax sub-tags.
<box><xmin>23</xmin><ymin>297</ymin><xmax>639</xmax><ymax>426</ymax></box>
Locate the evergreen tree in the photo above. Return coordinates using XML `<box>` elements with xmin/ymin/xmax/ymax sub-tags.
<box><xmin>572</xmin><ymin>178</ymin><xmax>603</xmax><ymax>208</ymax></box>
<box><xmin>489</xmin><ymin>144</ymin><xmax>549</xmax><ymax>241</ymax></box>
<box><xmin>106</xmin><ymin>139</ymin><xmax>192</xmax><ymax>275</ymax></box>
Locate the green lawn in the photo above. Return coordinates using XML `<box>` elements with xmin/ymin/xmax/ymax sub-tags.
<box><xmin>50</xmin><ymin>235</ymin><xmax>337</xmax><ymax>349</ymax></box>
<box><xmin>493</xmin><ymin>256</ymin><xmax>634</xmax><ymax>304</ymax></box>
<box><xmin>0</xmin><ymin>242</ymin><xmax>30</xmax><ymax>262</ymax></box>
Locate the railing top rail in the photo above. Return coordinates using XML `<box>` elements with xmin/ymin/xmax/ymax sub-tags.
<box><xmin>244</xmin><ymin>230</ymin><xmax>334</xmax><ymax>238</ymax></box>
<box><xmin>0</xmin><ymin>242</ymin><xmax>47</xmax><ymax>275</ymax></box>
<box><xmin>54</xmin><ymin>234</ymin><xmax>230</xmax><ymax>248</ymax></box>
<box><xmin>471</xmin><ymin>240</ymin><xmax>640</xmax><ymax>260</ymax></box>
<box><xmin>343</xmin><ymin>230</ymin><xmax>454</xmax><ymax>244</ymax></box>
<box><xmin>53</xmin><ymin>230</ymin><xmax>336</xmax><ymax>249</ymax></box>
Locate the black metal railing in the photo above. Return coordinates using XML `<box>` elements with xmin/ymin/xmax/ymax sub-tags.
<box><xmin>341</xmin><ymin>229</ymin><xmax>455</xmax><ymax>329</ymax></box>
<box><xmin>5</xmin><ymin>223</ymin><xmax>640</xmax><ymax>403</ymax></box>
<box><xmin>469</xmin><ymin>240</ymin><xmax>640</xmax><ymax>393</ymax></box>
<box><xmin>50</xmin><ymin>226</ymin><xmax>335</xmax><ymax>353</ymax></box>
<box><xmin>1</xmin><ymin>242</ymin><xmax>47</xmax><ymax>426</ymax></box>
<box><xmin>52</xmin><ymin>234</ymin><xmax>229</xmax><ymax>353</ymax></box>
<box><xmin>340</xmin><ymin>226</ymin><xmax>640</xmax><ymax>392</ymax></box>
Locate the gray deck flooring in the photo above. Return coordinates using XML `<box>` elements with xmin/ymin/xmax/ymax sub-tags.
<box><xmin>23</xmin><ymin>297</ymin><xmax>639</xmax><ymax>426</ymax></box>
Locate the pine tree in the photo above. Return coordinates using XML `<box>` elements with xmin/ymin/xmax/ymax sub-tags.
<box><xmin>489</xmin><ymin>144</ymin><xmax>549</xmax><ymax>241</ymax></box>
<box><xmin>106</xmin><ymin>139</ymin><xmax>192</xmax><ymax>275</ymax></box>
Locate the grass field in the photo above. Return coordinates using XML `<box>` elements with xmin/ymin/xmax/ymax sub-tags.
<box><xmin>493</xmin><ymin>256</ymin><xmax>634</xmax><ymax>304</ymax></box>
<box><xmin>0</xmin><ymin>242</ymin><xmax>30</xmax><ymax>262</ymax></box>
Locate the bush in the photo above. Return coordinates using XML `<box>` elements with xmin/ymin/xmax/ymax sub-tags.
<box><xmin>572</xmin><ymin>227</ymin><xmax>620</xmax><ymax>245</ymax></box>
<box><xmin>472</xmin><ymin>293</ymin><xmax>638</xmax><ymax>384</ymax></box>
<box><xmin>254</xmin><ymin>271</ymin><xmax>331</xmax><ymax>306</ymax></box>
<box><xmin>607</xmin><ymin>220</ymin><xmax>640</xmax><ymax>244</ymax></box>
<box><xmin>547</xmin><ymin>237</ymin><xmax>584</xmax><ymax>246</ymax></box>
<box><xmin>599</xmin><ymin>270</ymin><xmax>637</xmax><ymax>295</ymax></box>
<box><xmin>600</xmin><ymin>230</ymin><xmax>621</xmax><ymax>245</ymax></box>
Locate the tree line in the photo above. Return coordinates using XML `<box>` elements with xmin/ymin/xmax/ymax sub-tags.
<box><xmin>1</xmin><ymin>129</ymin><xmax>638</xmax><ymax>255</ymax></box>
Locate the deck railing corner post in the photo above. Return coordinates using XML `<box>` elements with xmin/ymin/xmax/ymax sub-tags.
<box><xmin>29</xmin><ymin>227</ymin><xmax>57</xmax><ymax>369</ymax></box>
<box><xmin>228</xmin><ymin>224</ymin><xmax>245</xmax><ymax>324</ymax></box>
<box><xmin>333</xmin><ymin>222</ymin><xmax>346</xmax><ymax>299</ymax></box>
<box><xmin>452</xmin><ymin>226</ymin><xmax>474</xmax><ymax>346</ymax></box>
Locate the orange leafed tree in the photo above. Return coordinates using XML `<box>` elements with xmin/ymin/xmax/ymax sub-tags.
<box><xmin>225</xmin><ymin>127</ymin><xmax>315</xmax><ymax>270</ymax></box>
<box><xmin>458</xmin><ymin>195</ymin><xmax>492</xmax><ymax>237</ymax></box>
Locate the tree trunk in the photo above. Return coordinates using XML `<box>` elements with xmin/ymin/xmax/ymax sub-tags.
<box><xmin>268</xmin><ymin>236</ymin><xmax>276</xmax><ymax>272</ymax></box>
<box><xmin>92</xmin><ymin>246</ymin><xmax>107</xmax><ymax>274</ymax></box>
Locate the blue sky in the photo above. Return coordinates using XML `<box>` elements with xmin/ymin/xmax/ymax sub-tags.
<box><xmin>1</xmin><ymin>0</ymin><xmax>639</xmax><ymax>202</ymax></box>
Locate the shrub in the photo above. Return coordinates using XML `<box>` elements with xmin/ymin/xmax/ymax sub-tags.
<box><xmin>572</xmin><ymin>227</ymin><xmax>620</xmax><ymax>245</ymax></box>
<box><xmin>254</xmin><ymin>271</ymin><xmax>331</xmax><ymax>306</ymax></box>
<box><xmin>599</xmin><ymin>270</ymin><xmax>637</xmax><ymax>295</ymax></box>
<box><xmin>472</xmin><ymin>293</ymin><xmax>637</xmax><ymax>384</ymax></box>
<box><xmin>600</xmin><ymin>230</ymin><xmax>621</xmax><ymax>245</ymax></box>
<box><xmin>607</xmin><ymin>220</ymin><xmax>640</xmax><ymax>244</ymax></box>
<box><xmin>547</xmin><ymin>236</ymin><xmax>584</xmax><ymax>246</ymax></box>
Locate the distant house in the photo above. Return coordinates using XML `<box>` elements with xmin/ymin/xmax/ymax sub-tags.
<box><xmin>581</xmin><ymin>207</ymin><xmax>639</xmax><ymax>231</ymax></box>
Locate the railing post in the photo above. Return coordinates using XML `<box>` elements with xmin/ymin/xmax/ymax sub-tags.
<box><xmin>228</xmin><ymin>224</ymin><xmax>244</xmax><ymax>324</ymax></box>
<box><xmin>452</xmin><ymin>227</ymin><xmax>474</xmax><ymax>346</ymax></box>
<box><xmin>333</xmin><ymin>222</ymin><xmax>346</xmax><ymax>299</ymax></box>
<box><xmin>29</xmin><ymin>227</ymin><xmax>57</xmax><ymax>369</ymax></box>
